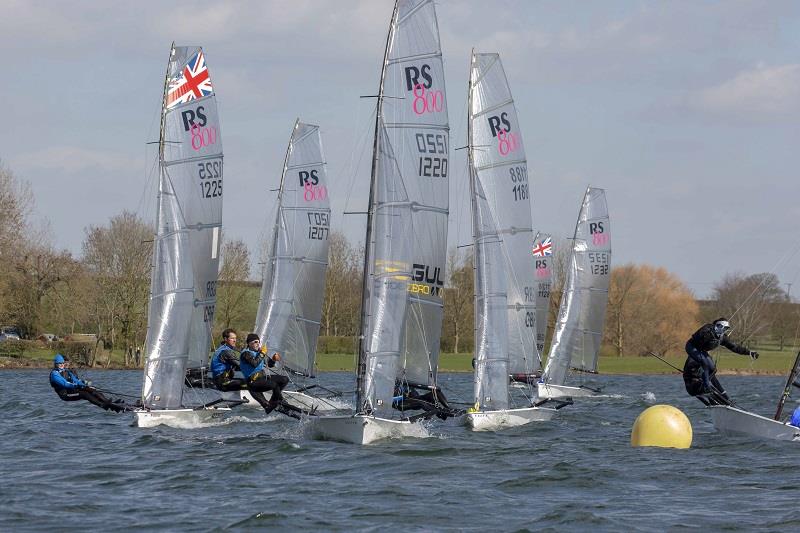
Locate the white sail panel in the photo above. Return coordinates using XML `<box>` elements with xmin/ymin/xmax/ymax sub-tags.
<box><xmin>142</xmin><ymin>45</ymin><xmax>223</xmax><ymax>408</ymax></box>
<box><xmin>360</xmin><ymin>0</ymin><xmax>449</xmax><ymax>416</ymax></box>
<box><xmin>533</xmin><ymin>233</ymin><xmax>553</xmax><ymax>355</ymax></box>
<box><xmin>469</xmin><ymin>52</ymin><xmax>539</xmax><ymax>382</ymax></box>
<box><xmin>542</xmin><ymin>187</ymin><xmax>610</xmax><ymax>386</ymax></box>
<box><xmin>254</xmin><ymin>121</ymin><xmax>330</xmax><ymax>377</ymax></box>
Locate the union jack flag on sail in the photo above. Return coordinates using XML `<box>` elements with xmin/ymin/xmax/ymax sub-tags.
<box><xmin>166</xmin><ymin>50</ymin><xmax>213</xmax><ymax>109</ymax></box>
<box><xmin>532</xmin><ymin>236</ymin><xmax>552</xmax><ymax>257</ymax></box>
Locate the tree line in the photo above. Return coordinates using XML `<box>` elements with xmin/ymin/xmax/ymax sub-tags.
<box><xmin>2</xmin><ymin>161</ymin><xmax>797</xmax><ymax>366</ymax></box>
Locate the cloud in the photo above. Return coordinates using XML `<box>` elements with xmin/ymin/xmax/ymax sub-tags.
<box><xmin>686</xmin><ymin>63</ymin><xmax>800</xmax><ymax>121</ymax></box>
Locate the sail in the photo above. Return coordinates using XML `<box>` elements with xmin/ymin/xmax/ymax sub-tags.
<box><xmin>469</xmin><ymin>52</ymin><xmax>539</xmax><ymax>391</ymax></box>
<box><xmin>358</xmin><ymin>0</ymin><xmax>450</xmax><ymax>416</ymax></box>
<box><xmin>254</xmin><ymin>121</ymin><xmax>330</xmax><ymax>377</ymax></box>
<box><xmin>533</xmin><ymin>233</ymin><xmax>553</xmax><ymax>355</ymax></box>
<box><xmin>142</xmin><ymin>45</ymin><xmax>223</xmax><ymax>409</ymax></box>
<box><xmin>542</xmin><ymin>188</ymin><xmax>610</xmax><ymax>386</ymax></box>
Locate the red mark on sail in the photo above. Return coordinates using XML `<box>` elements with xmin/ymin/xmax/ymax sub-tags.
<box><xmin>498</xmin><ymin>129</ymin><xmax>519</xmax><ymax>156</ymax></box>
<box><xmin>412</xmin><ymin>84</ymin><xmax>444</xmax><ymax>115</ymax></box>
<box><xmin>592</xmin><ymin>233</ymin><xmax>609</xmax><ymax>246</ymax></box>
<box><xmin>303</xmin><ymin>183</ymin><xmax>327</xmax><ymax>202</ymax></box>
<box><xmin>536</xmin><ymin>267</ymin><xmax>550</xmax><ymax>278</ymax></box>
<box><xmin>190</xmin><ymin>123</ymin><xmax>217</xmax><ymax>151</ymax></box>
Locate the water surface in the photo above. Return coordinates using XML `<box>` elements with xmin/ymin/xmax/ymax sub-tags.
<box><xmin>2</xmin><ymin>370</ymin><xmax>799</xmax><ymax>531</ymax></box>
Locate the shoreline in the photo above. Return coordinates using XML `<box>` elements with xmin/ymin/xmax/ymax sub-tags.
<box><xmin>1</xmin><ymin>357</ymin><xmax>789</xmax><ymax>376</ymax></box>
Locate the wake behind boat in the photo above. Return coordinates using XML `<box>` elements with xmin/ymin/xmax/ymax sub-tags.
<box><xmin>463</xmin><ymin>50</ymin><xmax>561</xmax><ymax>431</ymax></box>
<box><xmin>134</xmin><ymin>44</ymin><xmax>237</xmax><ymax>428</ymax></box>
<box><xmin>313</xmin><ymin>0</ymin><xmax>455</xmax><ymax>444</ymax></box>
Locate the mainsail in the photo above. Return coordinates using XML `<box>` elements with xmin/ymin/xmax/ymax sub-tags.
<box><xmin>254</xmin><ymin>120</ymin><xmax>330</xmax><ymax>377</ymax></box>
<box><xmin>533</xmin><ymin>233</ymin><xmax>553</xmax><ymax>355</ymax></box>
<box><xmin>142</xmin><ymin>45</ymin><xmax>223</xmax><ymax>409</ymax></box>
<box><xmin>469</xmin><ymin>52</ymin><xmax>538</xmax><ymax>410</ymax></box>
<box><xmin>357</xmin><ymin>0</ymin><xmax>450</xmax><ymax>416</ymax></box>
<box><xmin>541</xmin><ymin>187</ymin><xmax>610</xmax><ymax>387</ymax></box>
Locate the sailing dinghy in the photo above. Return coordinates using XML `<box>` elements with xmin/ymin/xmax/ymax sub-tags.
<box><xmin>241</xmin><ymin>119</ymin><xmax>341</xmax><ymax>414</ymax></box>
<box><xmin>709</xmin><ymin>350</ymin><xmax>800</xmax><ymax>441</ymax></box>
<box><xmin>134</xmin><ymin>44</ymin><xmax>236</xmax><ymax>428</ymax></box>
<box><xmin>464</xmin><ymin>51</ymin><xmax>562</xmax><ymax>431</ymax></box>
<box><xmin>537</xmin><ymin>187</ymin><xmax>611</xmax><ymax>400</ymax></box>
<box><xmin>532</xmin><ymin>233</ymin><xmax>553</xmax><ymax>359</ymax></box>
<box><xmin>313</xmin><ymin>0</ymin><xmax>453</xmax><ymax>444</ymax></box>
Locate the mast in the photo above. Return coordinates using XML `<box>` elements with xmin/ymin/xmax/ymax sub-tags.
<box><xmin>467</xmin><ymin>50</ymin><xmax>480</xmax><ymax>404</ymax></box>
<box><xmin>355</xmin><ymin>1</ymin><xmax>399</xmax><ymax>411</ymax></box>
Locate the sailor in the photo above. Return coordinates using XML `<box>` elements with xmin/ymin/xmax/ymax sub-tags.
<box><xmin>49</xmin><ymin>354</ymin><xmax>129</xmax><ymax>412</ymax></box>
<box><xmin>210</xmin><ymin>328</ymin><xmax>246</xmax><ymax>392</ymax></box>
<box><xmin>392</xmin><ymin>382</ymin><xmax>454</xmax><ymax>420</ymax></box>
<box><xmin>683</xmin><ymin>318</ymin><xmax>758</xmax><ymax>406</ymax></box>
<box><xmin>239</xmin><ymin>333</ymin><xmax>290</xmax><ymax>415</ymax></box>
<box><xmin>791</xmin><ymin>406</ymin><xmax>800</xmax><ymax>427</ymax></box>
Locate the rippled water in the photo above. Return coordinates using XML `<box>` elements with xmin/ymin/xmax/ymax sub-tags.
<box><xmin>3</xmin><ymin>370</ymin><xmax>800</xmax><ymax>531</ymax></box>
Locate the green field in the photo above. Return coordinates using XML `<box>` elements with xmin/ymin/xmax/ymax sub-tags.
<box><xmin>6</xmin><ymin>344</ymin><xmax>798</xmax><ymax>375</ymax></box>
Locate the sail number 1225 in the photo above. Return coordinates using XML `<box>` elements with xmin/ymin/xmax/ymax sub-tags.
<box><xmin>198</xmin><ymin>160</ymin><xmax>223</xmax><ymax>199</ymax></box>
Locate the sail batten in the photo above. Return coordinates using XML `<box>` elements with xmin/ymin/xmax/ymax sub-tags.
<box><xmin>469</xmin><ymin>52</ymin><xmax>539</xmax><ymax>412</ymax></box>
<box><xmin>142</xmin><ymin>44</ymin><xmax>223</xmax><ymax>409</ymax></box>
<box><xmin>357</xmin><ymin>0</ymin><xmax>450</xmax><ymax>416</ymax></box>
<box><xmin>542</xmin><ymin>187</ymin><xmax>611</xmax><ymax>386</ymax></box>
<box><xmin>254</xmin><ymin>121</ymin><xmax>330</xmax><ymax>378</ymax></box>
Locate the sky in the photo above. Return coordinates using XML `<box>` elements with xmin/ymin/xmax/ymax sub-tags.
<box><xmin>3</xmin><ymin>0</ymin><xmax>800</xmax><ymax>298</ymax></box>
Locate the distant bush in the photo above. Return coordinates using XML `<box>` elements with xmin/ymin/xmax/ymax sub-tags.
<box><xmin>50</xmin><ymin>341</ymin><xmax>95</xmax><ymax>366</ymax></box>
<box><xmin>0</xmin><ymin>339</ymin><xmax>29</xmax><ymax>358</ymax></box>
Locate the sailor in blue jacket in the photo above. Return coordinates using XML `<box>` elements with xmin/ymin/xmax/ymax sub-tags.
<box><xmin>240</xmin><ymin>333</ymin><xmax>290</xmax><ymax>415</ymax></box>
<box><xmin>210</xmin><ymin>329</ymin><xmax>247</xmax><ymax>392</ymax></box>
<box><xmin>49</xmin><ymin>354</ymin><xmax>128</xmax><ymax>412</ymax></box>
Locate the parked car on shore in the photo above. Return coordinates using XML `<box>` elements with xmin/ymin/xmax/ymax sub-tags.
<box><xmin>37</xmin><ymin>333</ymin><xmax>60</xmax><ymax>343</ymax></box>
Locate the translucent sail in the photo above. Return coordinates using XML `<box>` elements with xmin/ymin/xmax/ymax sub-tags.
<box><xmin>469</xmin><ymin>52</ymin><xmax>538</xmax><ymax>411</ymax></box>
<box><xmin>532</xmin><ymin>233</ymin><xmax>553</xmax><ymax>355</ymax></box>
<box><xmin>358</xmin><ymin>0</ymin><xmax>450</xmax><ymax>416</ymax></box>
<box><xmin>142</xmin><ymin>45</ymin><xmax>223</xmax><ymax>409</ymax></box>
<box><xmin>254</xmin><ymin>120</ymin><xmax>330</xmax><ymax>377</ymax></box>
<box><xmin>542</xmin><ymin>188</ymin><xmax>610</xmax><ymax>386</ymax></box>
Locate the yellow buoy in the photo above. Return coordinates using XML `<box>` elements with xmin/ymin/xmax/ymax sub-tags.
<box><xmin>630</xmin><ymin>404</ymin><xmax>692</xmax><ymax>449</ymax></box>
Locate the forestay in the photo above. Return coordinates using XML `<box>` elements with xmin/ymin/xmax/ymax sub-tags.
<box><xmin>542</xmin><ymin>188</ymin><xmax>610</xmax><ymax>387</ymax></box>
<box><xmin>469</xmin><ymin>52</ymin><xmax>539</xmax><ymax>412</ymax></box>
<box><xmin>358</xmin><ymin>0</ymin><xmax>450</xmax><ymax>416</ymax></box>
<box><xmin>254</xmin><ymin>120</ymin><xmax>330</xmax><ymax>377</ymax></box>
<box><xmin>532</xmin><ymin>233</ymin><xmax>553</xmax><ymax>355</ymax></box>
<box><xmin>142</xmin><ymin>45</ymin><xmax>223</xmax><ymax>409</ymax></box>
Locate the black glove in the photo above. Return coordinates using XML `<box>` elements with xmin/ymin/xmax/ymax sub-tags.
<box><xmin>750</xmin><ymin>351</ymin><xmax>759</xmax><ymax>360</ymax></box>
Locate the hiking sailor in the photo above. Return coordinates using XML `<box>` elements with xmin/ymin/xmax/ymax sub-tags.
<box><xmin>210</xmin><ymin>329</ymin><xmax>246</xmax><ymax>392</ymax></box>
<box><xmin>683</xmin><ymin>318</ymin><xmax>758</xmax><ymax>405</ymax></box>
<box><xmin>49</xmin><ymin>354</ymin><xmax>132</xmax><ymax>412</ymax></box>
<box><xmin>239</xmin><ymin>333</ymin><xmax>298</xmax><ymax>417</ymax></box>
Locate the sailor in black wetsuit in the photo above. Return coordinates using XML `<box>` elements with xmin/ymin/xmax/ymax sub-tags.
<box><xmin>49</xmin><ymin>354</ymin><xmax>129</xmax><ymax>412</ymax></box>
<box><xmin>683</xmin><ymin>318</ymin><xmax>758</xmax><ymax>405</ymax></box>
<box><xmin>392</xmin><ymin>382</ymin><xmax>455</xmax><ymax>420</ymax></box>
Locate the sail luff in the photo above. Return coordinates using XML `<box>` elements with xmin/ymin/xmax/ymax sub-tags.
<box><xmin>356</xmin><ymin>1</ymin><xmax>399</xmax><ymax>413</ymax></box>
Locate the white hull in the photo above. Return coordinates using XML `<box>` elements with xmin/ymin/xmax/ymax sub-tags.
<box><xmin>537</xmin><ymin>382</ymin><xmax>597</xmax><ymax>399</ymax></box>
<box><xmin>709</xmin><ymin>405</ymin><xmax>800</xmax><ymax>442</ymax></box>
<box><xmin>466</xmin><ymin>406</ymin><xmax>557</xmax><ymax>431</ymax></box>
<box><xmin>240</xmin><ymin>390</ymin><xmax>341</xmax><ymax>414</ymax></box>
<box><xmin>133</xmin><ymin>407</ymin><xmax>231</xmax><ymax>428</ymax></box>
<box><xmin>312</xmin><ymin>415</ymin><xmax>428</xmax><ymax>445</ymax></box>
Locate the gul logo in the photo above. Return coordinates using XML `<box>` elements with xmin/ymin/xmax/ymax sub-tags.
<box><xmin>410</xmin><ymin>263</ymin><xmax>444</xmax><ymax>297</ymax></box>
<box><xmin>404</xmin><ymin>65</ymin><xmax>433</xmax><ymax>90</ymax></box>
<box><xmin>181</xmin><ymin>106</ymin><xmax>207</xmax><ymax>131</ymax></box>
<box><xmin>487</xmin><ymin>112</ymin><xmax>512</xmax><ymax>137</ymax></box>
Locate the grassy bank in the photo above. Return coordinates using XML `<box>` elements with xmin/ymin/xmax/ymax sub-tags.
<box><xmin>5</xmin><ymin>345</ymin><xmax>797</xmax><ymax>375</ymax></box>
